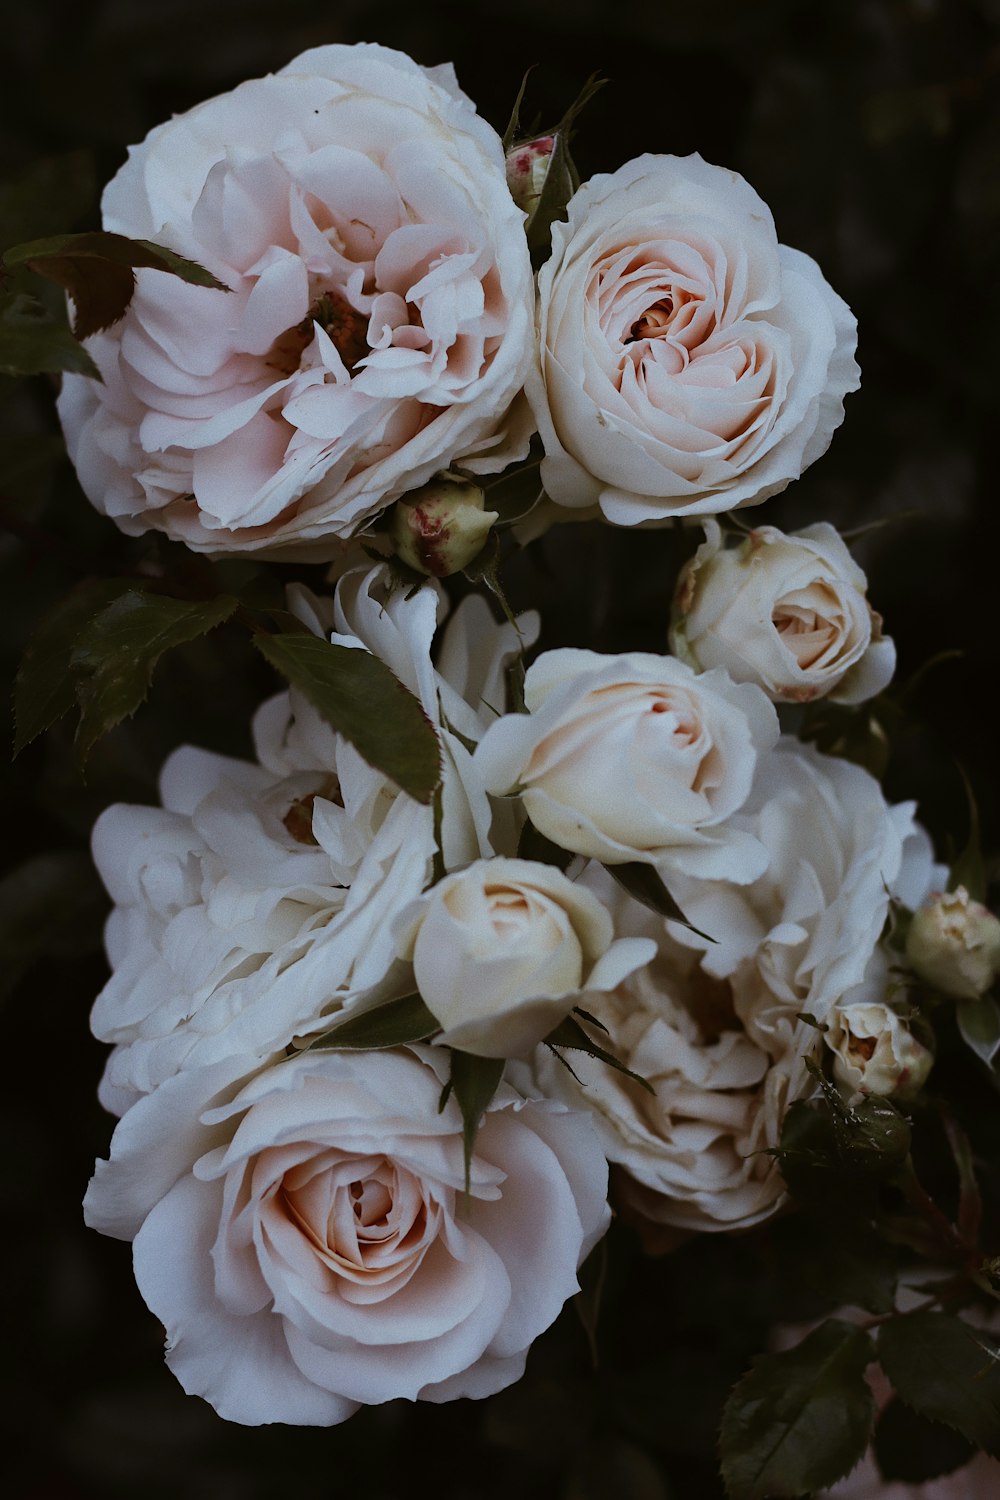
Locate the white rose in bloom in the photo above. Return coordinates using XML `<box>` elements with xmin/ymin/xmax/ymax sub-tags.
<box><xmin>83</xmin><ymin>1047</ymin><xmax>610</xmax><ymax>1425</ymax></box>
<box><xmin>529</xmin><ymin>153</ymin><xmax>859</xmax><ymax>524</ymax></box>
<box><xmin>906</xmin><ymin>885</ymin><xmax>1000</xmax><ymax>999</ymax></box>
<box><xmin>520</xmin><ymin>901</ymin><xmax>792</xmax><ymax>1233</ymax></box>
<box><xmin>395</xmin><ymin>857</ymin><xmax>656</xmax><ymax>1056</ymax></box>
<box><xmin>827</xmin><ymin>1000</ymin><xmax>933</xmax><ymax>1098</ymax></box>
<box><xmin>474</xmin><ymin>649</ymin><xmax>779</xmax><ymax>882</ymax></box>
<box><xmin>670</xmin><ymin>741</ymin><xmax>944</xmax><ymax>1060</ymax></box>
<box><xmin>57</xmin><ymin>44</ymin><xmax>535</xmax><ymax>558</ymax></box>
<box><xmin>92</xmin><ymin>566</ymin><xmax>533</xmax><ymax>1109</ymax></box>
<box><xmin>670</xmin><ymin>520</ymin><xmax>895</xmax><ymax>704</ymax></box>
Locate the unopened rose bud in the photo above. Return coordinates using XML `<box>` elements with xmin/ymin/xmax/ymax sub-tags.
<box><xmin>906</xmin><ymin>886</ymin><xmax>1000</xmax><ymax>999</ymax></box>
<box><xmin>505</xmin><ymin>135</ymin><xmax>556</xmax><ymax>219</ymax></box>
<box><xmin>391</xmin><ymin>474</ymin><xmax>498</xmax><ymax>578</ymax></box>
<box><xmin>827</xmin><ymin>1001</ymin><xmax>933</xmax><ymax>1099</ymax></box>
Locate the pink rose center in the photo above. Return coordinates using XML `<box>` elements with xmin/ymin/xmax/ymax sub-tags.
<box><xmin>267</xmin><ymin>291</ymin><xmax>371</xmax><ymax>378</ymax></box>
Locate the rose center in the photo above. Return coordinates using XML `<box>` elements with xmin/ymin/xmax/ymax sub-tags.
<box><xmin>267</xmin><ymin>291</ymin><xmax>370</xmax><ymax>377</ymax></box>
<box><xmin>282</xmin><ymin>776</ymin><xmax>345</xmax><ymax>844</ymax></box>
<box><xmin>349</xmin><ymin>1176</ymin><xmax>393</xmax><ymax>1229</ymax></box>
<box><xmin>629</xmin><ymin>297</ymin><xmax>674</xmax><ymax>343</ymax></box>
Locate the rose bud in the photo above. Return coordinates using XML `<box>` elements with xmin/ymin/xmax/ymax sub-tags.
<box><xmin>906</xmin><ymin>885</ymin><xmax>1000</xmax><ymax>999</ymax></box>
<box><xmin>391</xmin><ymin>473</ymin><xmax>499</xmax><ymax>577</ymax></box>
<box><xmin>505</xmin><ymin>135</ymin><xmax>556</xmax><ymax>220</ymax></box>
<box><xmin>827</xmin><ymin>1001</ymin><xmax>933</xmax><ymax>1099</ymax></box>
<box><xmin>670</xmin><ymin>520</ymin><xmax>895</xmax><ymax>705</ymax></box>
<box><xmin>394</xmin><ymin>856</ymin><xmax>654</xmax><ymax>1058</ymax></box>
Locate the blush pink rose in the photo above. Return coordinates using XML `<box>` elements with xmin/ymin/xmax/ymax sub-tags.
<box><xmin>528</xmin><ymin>153</ymin><xmax>859</xmax><ymax>524</ymax></box>
<box><xmin>83</xmin><ymin>1047</ymin><xmax>610</xmax><ymax>1425</ymax></box>
<box><xmin>57</xmin><ymin>44</ymin><xmax>535</xmax><ymax>558</ymax></box>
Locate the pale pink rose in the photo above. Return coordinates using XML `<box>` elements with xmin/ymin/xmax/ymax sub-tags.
<box><xmin>83</xmin><ymin>1047</ymin><xmax>610</xmax><ymax>1426</ymax></box>
<box><xmin>528</xmin><ymin>153</ymin><xmax>859</xmax><ymax>523</ymax></box>
<box><xmin>474</xmin><ymin>648</ymin><xmax>779</xmax><ymax>882</ymax></box>
<box><xmin>671</xmin><ymin>520</ymin><xmax>895</xmax><ymax>705</ymax></box>
<box><xmin>57</xmin><ymin>44</ymin><xmax>535</xmax><ymax>558</ymax></box>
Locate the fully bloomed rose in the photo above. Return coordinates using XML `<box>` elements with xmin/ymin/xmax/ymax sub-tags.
<box><xmin>474</xmin><ymin>648</ymin><xmax>779</xmax><ymax>881</ymax></box>
<box><xmin>57</xmin><ymin>44</ymin><xmax>535</xmax><ymax>557</ymax></box>
<box><xmin>529</xmin><ymin>154</ymin><xmax>859</xmax><ymax>523</ymax></box>
<box><xmin>83</xmin><ymin>1047</ymin><xmax>610</xmax><ymax>1425</ymax></box>
<box><xmin>91</xmin><ymin>565</ymin><xmax>534</xmax><ymax>1112</ymax></box>
<box><xmin>671</xmin><ymin>520</ymin><xmax>895</xmax><ymax>704</ymax></box>
<box><xmin>670</xmin><ymin>740</ymin><xmax>945</xmax><ymax>1063</ymax></box>
<box><xmin>520</xmin><ymin>876</ymin><xmax>790</xmax><ymax>1233</ymax></box>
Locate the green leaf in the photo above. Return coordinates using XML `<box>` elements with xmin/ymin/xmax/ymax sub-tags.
<box><xmin>0</xmin><ymin>290</ymin><xmax>100</xmax><ymax>378</ymax></box>
<box><xmin>449</xmin><ymin>1051</ymin><xmax>505</xmax><ymax>1193</ymax></box>
<box><xmin>13</xmin><ymin>577</ymin><xmax>131</xmax><ymax>754</ymax></box>
<box><xmin>606</xmin><ymin>861</ymin><xmax>716</xmax><ymax>943</ymax></box>
<box><xmin>719</xmin><ymin>1319</ymin><xmax>876</xmax><ymax>1499</ymax></box>
<box><xmin>545</xmin><ymin>1014</ymin><xmax>654</xmax><ymax>1095</ymax></box>
<box><xmin>874</xmin><ymin>1397</ymin><xmax>976</xmax><ymax>1483</ymax></box>
<box><xmin>878</xmin><ymin>1311</ymin><xmax>1000</xmax><ymax>1456</ymax></box>
<box><xmin>2</xmin><ymin>231</ymin><xmax>231</xmax><ymax>340</ymax></box>
<box><xmin>71</xmin><ymin>589</ymin><xmax>239</xmax><ymax>764</ymax></box>
<box><xmin>517</xmin><ymin>818</ymin><xmax>573</xmax><ymax>869</ymax></box>
<box><xmin>253</xmin><ymin>630</ymin><xmax>441</xmax><ymax>805</ymax></box>
<box><xmin>956</xmin><ymin>996</ymin><xmax>1000</xmax><ymax>1070</ymax></box>
<box><xmin>949</xmin><ymin>768</ymin><xmax>986</xmax><ymax>903</ymax></box>
<box><xmin>0</xmin><ymin>850</ymin><xmax>108</xmax><ymax>999</ymax></box>
<box><xmin>306</xmin><ymin>993</ymin><xmax>438</xmax><ymax>1051</ymax></box>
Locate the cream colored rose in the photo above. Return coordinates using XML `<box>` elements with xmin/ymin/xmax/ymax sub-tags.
<box><xmin>395</xmin><ymin>857</ymin><xmax>655</xmax><ymax>1056</ymax></box>
<box><xmin>528</xmin><ymin>153</ymin><xmax>859</xmax><ymax>524</ymax></box>
<box><xmin>670</xmin><ymin>520</ymin><xmax>895</xmax><ymax>704</ymax></box>
<box><xmin>57</xmin><ymin>44</ymin><xmax>534</xmax><ymax>558</ymax></box>
<box><xmin>516</xmin><ymin>883</ymin><xmax>794</xmax><ymax>1233</ymax></box>
<box><xmin>906</xmin><ymin>886</ymin><xmax>1000</xmax><ymax>999</ymax></box>
<box><xmin>474</xmin><ymin>649</ymin><xmax>778</xmax><ymax>882</ymax></box>
<box><xmin>827</xmin><ymin>1001</ymin><xmax>932</xmax><ymax>1098</ymax></box>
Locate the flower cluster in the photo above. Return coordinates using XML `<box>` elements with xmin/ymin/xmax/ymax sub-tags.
<box><xmin>58</xmin><ymin>38</ymin><xmax>998</xmax><ymax>1494</ymax></box>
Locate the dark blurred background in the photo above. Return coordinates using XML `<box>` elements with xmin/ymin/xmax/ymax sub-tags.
<box><xmin>2</xmin><ymin>2</ymin><xmax>999</xmax><ymax>1496</ymax></box>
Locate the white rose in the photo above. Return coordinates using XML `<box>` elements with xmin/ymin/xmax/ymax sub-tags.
<box><xmin>528</xmin><ymin>153</ymin><xmax>859</xmax><ymax>524</ymax></box>
<box><xmin>57</xmin><ymin>44</ymin><xmax>535</xmax><ymax>558</ymax></box>
<box><xmin>906</xmin><ymin>885</ymin><xmax>1000</xmax><ymax>1000</ymax></box>
<box><xmin>671</xmin><ymin>520</ymin><xmax>895</xmax><ymax>704</ymax></box>
<box><xmin>827</xmin><ymin>1000</ymin><xmax>933</xmax><ymax>1098</ymax></box>
<box><xmin>474</xmin><ymin>648</ymin><xmax>779</xmax><ymax>882</ymax></box>
<box><xmin>91</xmin><ymin>565</ymin><xmax>534</xmax><ymax>1108</ymax></box>
<box><xmin>518</xmin><ymin>895</ymin><xmax>794</xmax><ymax>1233</ymax></box>
<box><xmin>670</xmin><ymin>741</ymin><xmax>945</xmax><ymax>1062</ymax></box>
<box><xmin>395</xmin><ymin>856</ymin><xmax>655</xmax><ymax>1057</ymax></box>
<box><xmin>83</xmin><ymin>1047</ymin><xmax>610</xmax><ymax>1425</ymax></box>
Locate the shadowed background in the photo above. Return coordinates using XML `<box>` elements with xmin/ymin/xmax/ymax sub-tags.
<box><xmin>2</xmin><ymin>2</ymin><xmax>999</xmax><ymax>1495</ymax></box>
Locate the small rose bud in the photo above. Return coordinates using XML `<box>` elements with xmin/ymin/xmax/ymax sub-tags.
<box><xmin>391</xmin><ymin>474</ymin><xmax>498</xmax><ymax>577</ymax></box>
<box><xmin>842</xmin><ymin>1095</ymin><xmax>913</xmax><ymax>1175</ymax></box>
<box><xmin>827</xmin><ymin>1001</ymin><xmax>933</xmax><ymax>1099</ymax></box>
<box><xmin>505</xmin><ymin>135</ymin><xmax>556</xmax><ymax>219</ymax></box>
<box><xmin>906</xmin><ymin>886</ymin><xmax>1000</xmax><ymax>999</ymax></box>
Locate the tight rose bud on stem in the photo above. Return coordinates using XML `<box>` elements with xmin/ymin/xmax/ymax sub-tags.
<box><xmin>906</xmin><ymin>886</ymin><xmax>1000</xmax><ymax>1000</ymax></box>
<box><xmin>505</xmin><ymin>136</ymin><xmax>556</xmax><ymax>221</ymax></box>
<box><xmin>391</xmin><ymin>473</ymin><xmax>499</xmax><ymax>577</ymax></box>
<box><xmin>827</xmin><ymin>1001</ymin><xmax>933</xmax><ymax>1099</ymax></box>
